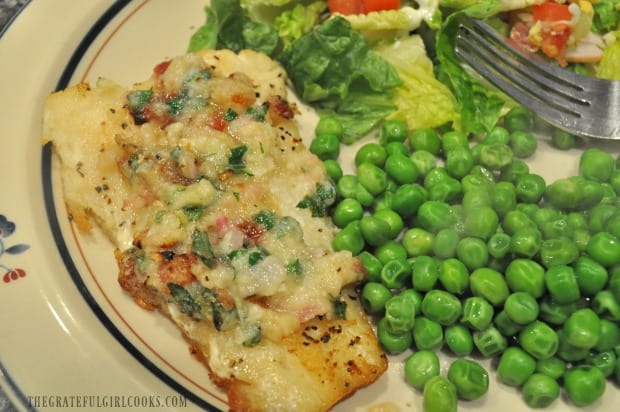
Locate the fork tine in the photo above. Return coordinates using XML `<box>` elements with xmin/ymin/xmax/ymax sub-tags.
<box><xmin>454</xmin><ymin>17</ymin><xmax>590</xmax><ymax>118</ymax></box>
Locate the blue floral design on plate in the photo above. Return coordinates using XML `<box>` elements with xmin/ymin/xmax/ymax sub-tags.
<box><xmin>0</xmin><ymin>214</ymin><xmax>30</xmax><ymax>283</ymax></box>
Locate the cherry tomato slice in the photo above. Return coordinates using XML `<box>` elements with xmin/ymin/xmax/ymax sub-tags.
<box><xmin>532</xmin><ymin>2</ymin><xmax>572</xmax><ymax>21</ymax></box>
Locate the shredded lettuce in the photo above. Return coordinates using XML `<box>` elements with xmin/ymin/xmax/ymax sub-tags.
<box><xmin>274</xmin><ymin>2</ymin><xmax>326</xmax><ymax>47</ymax></box>
<box><xmin>374</xmin><ymin>35</ymin><xmax>459</xmax><ymax>130</ymax></box>
<box><xmin>279</xmin><ymin>16</ymin><xmax>401</xmax><ymax>143</ymax></box>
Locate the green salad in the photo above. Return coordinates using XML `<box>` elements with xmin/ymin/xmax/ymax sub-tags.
<box><xmin>188</xmin><ymin>0</ymin><xmax>620</xmax><ymax>410</ymax></box>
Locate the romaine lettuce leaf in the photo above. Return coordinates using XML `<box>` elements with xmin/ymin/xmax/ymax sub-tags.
<box><xmin>374</xmin><ymin>35</ymin><xmax>459</xmax><ymax>130</ymax></box>
<box><xmin>279</xmin><ymin>16</ymin><xmax>401</xmax><ymax>143</ymax></box>
<box><xmin>435</xmin><ymin>1</ymin><xmax>507</xmax><ymax>134</ymax></box>
<box><xmin>188</xmin><ymin>0</ymin><xmax>280</xmax><ymax>56</ymax></box>
<box><xmin>342</xmin><ymin>0</ymin><xmax>442</xmax><ymax>34</ymax></box>
<box><xmin>274</xmin><ymin>2</ymin><xmax>326</xmax><ymax>47</ymax></box>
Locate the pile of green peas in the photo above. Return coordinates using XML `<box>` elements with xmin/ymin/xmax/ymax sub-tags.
<box><xmin>310</xmin><ymin>106</ymin><xmax>620</xmax><ymax>411</ymax></box>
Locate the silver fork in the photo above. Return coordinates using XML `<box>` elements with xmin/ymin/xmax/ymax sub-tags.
<box><xmin>453</xmin><ymin>15</ymin><xmax>620</xmax><ymax>140</ymax></box>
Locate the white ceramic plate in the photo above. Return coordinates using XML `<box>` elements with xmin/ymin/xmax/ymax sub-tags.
<box><xmin>1</xmin><ymin>1</ymin><xmax>619</xmax><ymax>411</ymax></box>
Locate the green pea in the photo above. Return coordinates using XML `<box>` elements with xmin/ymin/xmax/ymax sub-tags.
<box><xmin>445</xmin><ymin>146</ymin><xmax>474</xmax><ymax>179</ymax></box>
<box><xmin>473</xmin><ymin>326</ymin><xmax>507</xmax><ymax>357</ymax></box>
<box><xmin>354</xmin><ymin>182</ymin><xmax>374</xmax><ymax>207</ymax></box>
<box><xmin>564</xmin><ymin>365</ymin><xmax>606</xmax><ymax>406</ymax></box>
<box><xmin>410</xmin><ymin>150</ymin><xmax>437</xmax><ymax>177</ymax></box>
<box><xmin>421</xmin><ymin>290</ymin><xmax>462</xmax><ymax>326</ymax></box>
<box><xmin>411</xmin><ymin>255</ymin><xmax>439</xmax><ymax>292</ymax></box>
<box><xmin>504</xmin><ymin>258</ymin><xmax>546</xmax><ymax>298</ymax></box>
<box><xmin>611</xmin><ymin>265</ymin><xmax>620</xmax><ymax>302</ymax></box>
<box><xmin>540</xmin><ymin>217</ymin><xmax>572</xmax><ymax>239</ymax></box>
<box><xmin>515</xmin><ymin>173</ymin><xmax>546</xmax><ymax>203</ymax></box>
<box><xmin>580</xmin><ymin>147</ymin><xmax>615</xmax><ymax>183</ymax></box>
<box><xmin>461</xmin><ymin>296</ymin><xmax>494</xmax><ymax>331</ymax></box>
<box><xmin>384</xmin><ymin>291</ymin><xmax>417</xmax><ymax>334</ymax></box>
<box><xmin>522</xmin><ymin>373</ymin><xmax>560</xmax><ymax>408</ymax></box>
<box><xmin>538</xmin><ymin>296</ymin><xmax>578</xmax><ymax>325</ymax></box>
<box><xmin>423</xmin><ymin>167</ymin><xmax>450</xmax><ymax>189</ymax></box>
<box><xmin>413</xmin><ymin>316</ymin><xmax>444</xmax><ymax>351</ymax></box>
<box><xmin>315</xmin><ymin>115</ymin><xmax>343</xmax><ymax>137</ymax></box>
<box><xmin>456</xmin><ymin>237</ymin><xmax>489</xmax><ymax>270</ymax></box>
<box><xmin>483</xmin><ymin>126</ymin><xmax>511</xmax><ymax>145</ymax></box>
<box><xmin>571</xmin><ymin>176</ymin><xmax>604</xmax><ymax>210</ymax></box>
<box><xmin>494</xmin><ymin>310</ymin><xmax>524</xmax><ymax>336</ymax></box>
<box><xmin>491</xmin><ymin>181</ymin><xmax>517</xmax><ymax>217</ymax></box>
<box><xmin>556</xmin><ymin>328</ymin><xmax>591</xmax><ymax>362</ymax></box>
<box><xmin>428</xmin><ymin>176</ymin><xmax>462</xmax><ymax>203</ymax></box>
<box><xmin>357</xmin><ymin>162</ymin><xmax>387</xmax><ymax>196</ymax></box>
<box><xmin>587</xmin><ymin>231</ymin><xmax>620</xmax><ymax>267</ymax></box>
<box><xmin>500</xmin><ymin>159</ymin><xmax>530</xmax><ymax>184</ymax></box>
<box><xmin>373</xmin><ymin>191</ymin><xmax>393</xmax><ymax>212</ymax></box>
<box><xmin>509</xmin><ymin>130</ymin><xmax>537</xmax><ymax>158</ymax></box>
<box><xmin>463</xmin><ymin>206</ymin><xmax>499</xmax><ymax>240</ymax></box>
<box><xmin>332</xmin><ymin>198</ymin><xmax>363</xmax><ymax>228</ymax></box>
<box><xmin>385</xmin><ymin>141</ymin><xmax>409</xmax><ymax>156</ymax></box>
<box><xmin>587</xmin><ymin>350</ymin><xmax>617</xmax><ymax>377</ymax></box>
<box><xmin>504</xmin><ymin>292</ymin><xmax>539</xmax><ymax>325</ymax></box>
<box><xmin>409</xmin><ymin>128</ymin><xmax>441</xmax><ymax>155</ymax></box>
<box><xmin>422</xmin><ymin>376</ymin><xmax>457</xmax><ymax>412</ymax></box>
<box><xmin>438</xmin><ymin>258</ymin><xmax>469</xmax><ymax>295</ymax></box>
<box><xmin>447</xmin><ymin>359</ymin><xmax>489</xmax><ymax>401</ymax></box>
<box><xmin>519</xmin><ymin>320</ymin><xmax>559</xmax><ymax>360</ymax></box>
<box><xmin>574</xmin><ymin>256</ymin><xmax>608</xmax><ymax>296</ymax></box>
<box><xmin>497</xmin><ymin>346</ymin><xmax>537</xmax><ymax>386</ymax></box>
<box><xmin>595</xmin><ymin>319</ymin><xmax>620</xmax><ymax>352</ymax></box>
<box><xmin>564</xmin><ymin>308</ymin><xmax>601</xmax><ymax>349</ymax></box>
<box><xmin>478</xmin><ymin>143</ymin><xmax>513</xmax><ymax>170</ymax></box>
<box><xmin>441</xmin><ymin>130</ymin><xmax>469</xmax><ymax>153</ymax></box>
<box><xmin>503</xmin><ymin>106</ymin><xmax>532</xmax><ymax>132</ymax></box>
<box><xmin>380</xmin><ymin>119</ymin><xmax>408</xmax><ymax>144</ymax></box>
<box><xmin>416</xmin><ymin>201</ymin><xmax>456</xmax><ymax>233</ymax></box>
<box><xmin>588</xmin><ymin>203</ymin><xmax>617</xmax><ymax>233</ymax></box>
<box><xmin>359</xmin><ymin>251</ymin><xmax>383</xmax><ymax>282</ymax></box>
<box><xmin>359</xmin><ymin>215</ymin><xmax>391</xmax><ymax>247</ymax></box>
<box><xmin>551</xmin><ymin>129</ymin><xmax>577</xmax><ymax>150</ymax></box>
<box><xmin>462</xmin><ymin>188</ymin><xmax>492</xmax><ymax>210</ymax></box>
<box><xmin>374</xmin><ymin>240</ymin><xmax>408</xmax><ymax>264</ymax></box>
<box><xmin>377</xmin><ymin>317</ymin><xmax>412</xmax><ymax>354</ymax></box>
<box><xmin>355</xmin><ymin>143</ymin><xmax>387</xmax><ymax>167</ymax></box>
<box><xmin>332</xmin><ymin>220</ymin><xmax>364</xmax><ymax>255</ymax></box>
<box><xmin>544</xmin><ymin>265</ymin><xmax>580</xmax><ymax>304</ymax></box>
<box><xmin>323</xmin><ymin>159</ymin><xmax>343</xmax><ymax>181</ymax></box>
<box><xmin>486</xmin><ymin>232</ymin><xmax>511</xmax><ymax>259</ymax></box>
<box><xmin>336</xmin><ymin>174</ymin><xmax>358</xmax><ymax>199</ymax></box>
<box><xmin>361</xmin><ymin>282</ymin><xmax>392</xmax><ymax>314</ymax></box>
<box><xmin>432</xmin><ymin>228</ymin><xmax>460</xmax><ymax>259</ymax></box>
<box><xmin>444</xmin><ymin>324</ymin><xmax>474</xmax><ymax>356</ymax></box>
<box><xmin>536</xmin><ymin>356</ymin><xmax>566</xmax><ymax>380</ymax></box>
<box><xmin>309</xmin><ymin>133</ymin><xmax>340</xmax><ymax>160</ymax></box>
<box><xmin>404</xmin><ymin>350</ymin><xmax>440</xmax><ymax>390</ymax></box>
<box><xmin>469</xmin><ymin>267</ymin><xmax>509</xmax><ymax>306</ymax></box>
<box><xmin>385</xmin><ymin>153</ymin><xmax>419</xmax><ymax>185</ymax></box>
<box><xmin>539</xmin><ymin>236</ymin><xmax>580</xmax><ymax>268</ymax></box>
<box><xmin>592</xmin><ymin>290</ymin><xmax>620</xmax><ymax>321</ymax></box>
<box><xmin>461</xmin><ymin>172</ymin><xmax>494</xmax><ymax>193</ymax></box>
<box><xmin>532</xmin><ymin>206</ymin><xmax>560</xmax><ymax>228</ymax></box>
<box><xmin>391</xmin><ymin>183</ymin><xmax>427</xmax><ymax>219</ymax></box>
<box><xmin>402</xmin><ymin>227</ymin><xmax>434</xmax><ymax>257</ymax></box>
<box><xmin>544</xmin><ymin>178</ymin><xmax>581</xmax><ymax>211</ymax></box>
<box><xmin>509</xmin><ymin>227</ymin><xmax>541</xmax><ymax>258</ymax></box>
<box><xmin>380</xmin><ymin>258</ymin><xmax>412</xmax><ymax>290</ymax></box>
<box><xmin>373</xmin><ymin>209</ymin><xmax>404</xmax><ymax>240</ymax></box>
<box><xmin>502</xmin><ymin>209</ymin><xmax>536</xmax><ymax>235</ymax></box>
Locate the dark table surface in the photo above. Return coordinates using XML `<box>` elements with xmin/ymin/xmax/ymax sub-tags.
<box><xmin>1</xmin><ymin>1</ymin><xmax>32</xmax><ymax>409</ymax></box>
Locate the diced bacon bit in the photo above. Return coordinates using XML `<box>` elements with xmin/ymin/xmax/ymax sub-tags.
<box><xmin>231</xmin><ymin>93</ymin><xmax>255</xmax><ymax>107</ymax></box>
<box><xmin>159</xmin><ymin>253</ymin><xmax>198</xmax><ymax>291</ymax></box>
<box><xmin>509</xmin><ymin>21</ymin><xmax>540</xmax><ymax>54</ymax></box>
<box><xmin>265</xmin><ymin>95</ymin><xmax>295</xmax><ymax>126</ymax></box>
<box><xmin>216</xmin><ymin>215</ymin><xmax>232</xmax><ymax>237</ymax></box>
<box><xmin>207</xmin><ymin>112</ymin><xmax>228</xmax><ymax>131</ymax></box>
<box><xmin>214</xmin><ymin>287</ymin><xmax>236</xmax><ymax>310</ymax></box>
<box><xmin>237</xmin><ymin>220</ymin><xmax>264</xmax><ymax>242</ymax></box>
<box><xmin>218</xmin><ymin>169</ymin><xmax>235</xmax><ymax>183</ymax></box>
<box><xmin>153</xmin><ymin>60</ymin><xmax>171</xmax><ymax>76</ymax></box>
<box><xmin>159</xmin><ymin>159</ymin><xmax>193</xmax><ymax>185</ymax></box>
<box><xmin>116</xmin><ymin>249</ymin><xmax>162</xmax><ymax>311</ymax></box>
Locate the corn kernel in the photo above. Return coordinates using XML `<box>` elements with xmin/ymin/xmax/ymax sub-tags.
<box><xmin>579</xmin><ymin>0</ymin><xmax>594</xmax><ymax>13</ymax></box>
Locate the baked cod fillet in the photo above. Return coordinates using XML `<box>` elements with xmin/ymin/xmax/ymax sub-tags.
<box><xmin>42</xmin><ymin>49</ymin><xmax>387</xmax><ymax>411</ymax></box>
